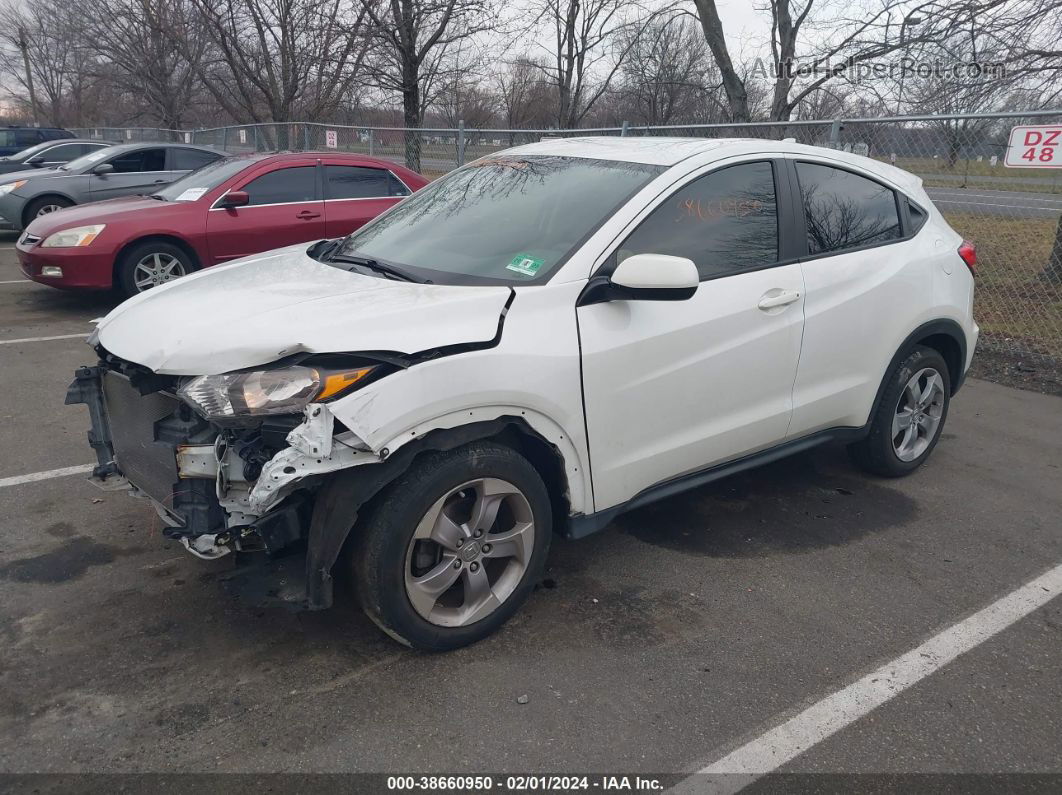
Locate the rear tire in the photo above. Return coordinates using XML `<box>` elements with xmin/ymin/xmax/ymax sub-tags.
<box><xmin>352</xmin><ymin>442</ymin><xmax>552</xmax><ymax>651</ymax></box>
<box><xmin>24</xmin><ymin>195</ymin><xmax>73</xmax><ymax>226</ymax></box>
<box><xmin>117</xmin><ymin>240</ymin><xmax>196</xmax><ymax>296</ymax></box>
<box><xmin>848</xmin><ymin>345</ymin><xmax>951</xmax><ymax>477</ymax></box>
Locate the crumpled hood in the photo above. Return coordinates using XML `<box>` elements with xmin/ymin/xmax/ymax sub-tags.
<box><xmin>95</xmin><ymin>244</ymin><xmax>512</xmax><ymax>375</ymax></box>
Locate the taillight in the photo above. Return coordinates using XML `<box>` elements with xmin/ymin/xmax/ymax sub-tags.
<box><xmin>958</xmin><ymin>240</ymin><xmax>977</xmax><ymax>276</ymax></box>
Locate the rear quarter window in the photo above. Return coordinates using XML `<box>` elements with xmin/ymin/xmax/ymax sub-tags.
<box><xmin>796</xmin><ymin>162</ymin><xmax>902</xmax><ymax>255</ymax></box>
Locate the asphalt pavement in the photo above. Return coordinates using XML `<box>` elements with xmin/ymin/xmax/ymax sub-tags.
<box><xmin>0</xmin><ymin>234</ymin><xmax>1059</xmax><ymax>786</ymax></box>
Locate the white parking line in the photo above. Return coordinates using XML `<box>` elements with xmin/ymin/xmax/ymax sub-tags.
<box><xmin>678</xmin><ymin>562</ymin><xmax>1062</xmax><ymax>793</ymax></box>
<box><xmin>0</xmin><ymin>464</ymin><xmax>93</xmax><ymax>489</ymax></box>
<box><xmin>0</xmin><ymin>332</ymin><xmax>87</xmax><ymax>345</ymax></box>
<box><xmin>0</xmin><ymin>279</ymin><xmax>31</xmax><ymax>285</ymax></box>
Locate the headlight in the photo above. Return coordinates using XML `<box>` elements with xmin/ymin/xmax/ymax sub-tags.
<box><xmin>0</xmin><ymin>180</ymin><xmax>26</xmax><ymax>196</ymax></box>
<box><xmin>178</xmin><ymin>365</ymin><xmax>377</xmax><ymax>420</ymax></box>
<box><xmin>41</xmin><ymin>224</ymin><xmax>105</xmax><ymax>248</ymax></box>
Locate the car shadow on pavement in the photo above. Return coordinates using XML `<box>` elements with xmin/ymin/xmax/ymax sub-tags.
<box><xmin>9</xmin><ymin>285</ymin><xmax>122</xmax><ymax>316</ymax></box>
<box><xmin>610</xmin><ymin>444</ymin><xmax>917</xmax><ymax>558</ymax></box>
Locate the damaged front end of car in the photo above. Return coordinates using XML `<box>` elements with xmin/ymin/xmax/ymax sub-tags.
<box><xmin>65</xmin><ymin>346</ymin><xmax>397</xmax><ymax>610</ymax></box>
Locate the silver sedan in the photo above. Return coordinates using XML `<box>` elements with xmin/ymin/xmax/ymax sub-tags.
<box><xmin>0</xmin><ymin>142</ymin><xmax>224</xmax><ymax>231</ymax></box>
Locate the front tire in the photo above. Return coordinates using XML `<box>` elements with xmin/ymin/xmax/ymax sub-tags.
<box><xmin>849</xmin><ymin>345</ymin><xmax>951</xmax><ymax>477</ymax></box>
<box><xmin>24</xmin><ymin>195</ymin><xmax>73</xmax><ymax>226</ymax></box>
<box><xmin>352</xmin><ymin>442</ymin><xmax>552</xmax><ymax>651</ymax></box>
<box><xmin>117</xmin><ymin>240</ymin><xmax>196</xmax><ymax>296</ymax></box>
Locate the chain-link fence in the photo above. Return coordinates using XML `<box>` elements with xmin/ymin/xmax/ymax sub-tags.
<box><xmin>69</xmin><ymin>126</ymin><xmax>183</xmax><ymax>143</ymax></box>
<box><xmin>73</xmin><ymin>111</ymin><xmax>1062</xmax><ymax>367</ymax></box>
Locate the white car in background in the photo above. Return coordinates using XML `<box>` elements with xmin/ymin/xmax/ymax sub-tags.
<box><xmin>69</xmin><ymin>137</ymin><xmax>978</xmax><ymax>650</ymax></box>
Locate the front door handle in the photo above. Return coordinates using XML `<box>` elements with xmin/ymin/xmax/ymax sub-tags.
<box><xmin>296</xmin><ymin>210</ymin><xmax>321</xmax><ymax>220</ymax></box>
<box><xmin>758</xmin><ymin>290</ymin><xmax>801</xmax><ymax>310</ymax></box>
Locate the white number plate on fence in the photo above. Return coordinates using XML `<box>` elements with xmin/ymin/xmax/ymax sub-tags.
<box><xmin>1005</xmin><ymin>125</ymin><xmax>1062</xmax><ymax>167</ymax></box>
<box><xmin>326</xmin><ymin>130</ymin><xmax>338</xmax><ymax>148</ymax></box>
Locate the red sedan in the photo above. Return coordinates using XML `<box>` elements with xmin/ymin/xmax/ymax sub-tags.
<box><xmin>16</xmin><ymin>152</ymin><xmax>428</xmax><ymax>295</ymax></box>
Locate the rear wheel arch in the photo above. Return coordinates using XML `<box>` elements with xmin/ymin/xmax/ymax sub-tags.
<box><xmin>867</xmin><ymin>319</ymin><xmax>968</xmax><ymax>427</ymax></box>
<box><xmin>916</xmin><ymin>331</ymin><xmax>964</xmax><ymax>393</ymax></box>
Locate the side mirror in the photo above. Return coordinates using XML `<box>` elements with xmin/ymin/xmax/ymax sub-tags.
<box><xmin>92</xmin><ymin>162</ymin><xmax>114</xmax><ymax>175</ymax></box>
<box><xmin>579</xmin><ymin>253</ymin><xmax>699</xmax><ymax>305</ymax></box>
<box><xmin>27</xmin><ymin>156</ymin><xmax>44</xmax><ymax>167</ymax></box>
<box><xmin>219</xmin><ymin>190</ymin><xmax>249</xmax><ymax>208</ymax></box>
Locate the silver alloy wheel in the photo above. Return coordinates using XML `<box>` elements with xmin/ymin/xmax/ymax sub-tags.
<box><xmin>132</xmin><ymin>252</ymin><xmax>187</xmax><ymax>292</ymax></box>
<box><xmin>893</xmin><ymin>367</ymin><xmax>945</xmax><ymax>462</ymax></box>
<box><xmin>404</xmin><ymin>477</ymin><xmax>535</xmax><ymax>628</ymax></box>
<box><xmin>35</xmin><ymin>203</ymin><xmax>65</xmax><ymax>217</ymax></box>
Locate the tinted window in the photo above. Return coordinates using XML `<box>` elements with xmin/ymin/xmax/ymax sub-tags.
<box><xmin>390</xmin><ymin>173</ymin><xmax>411</xmax><ymax>196</ymax></box>
<box><xmin>908</xmin><ymin>201</ymin><xmax>928</xmax><ymax>233</ymax></box>
<box><xmin>340</xmin><ymin>155</ymin><xmax>663</xmax><ymax>285</ymax></box>
<box><xmin>620</xmin><ymin>161</ymin><xmax>778</xmax><ymax>280</ymax></box>
<box><xmin>36</xmin><ymin>143</ymin><xmax>86</xmax><ymax>163</ymax></box>
<box><xmin>171</xmin><ymin>148</ymin><xmax>220</xmax><ymax>171</ymax></box>
<box><xmin>797</xmin><ymin>162</ymin><xmax>901</xmax><ymax>254</ymax></box>
<box><xmin>0</xmin><ymin>131</ymin><xmax>16</xmax><ymax>148</ymax></box>
<box><xmin>325</xmin><ymin>165</ymin><xmax>392</xmax><ymax>199</ymax></box>
<box><xmin>15</xmin><ymin>129</ymin><xmax>41</xmax><ymax>146</ymax></box>
<box><xmin>108</xmin><ymin>147</ymin><xmax>167</xmax><ymax>173</ymax></box>
<box><xmin>242</xmin><ymin>166</ymin><xmax>317</xmax><ymax>205</ymax></box>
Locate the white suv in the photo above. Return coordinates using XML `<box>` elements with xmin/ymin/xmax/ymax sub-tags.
<box><xmin>69</xmin><ymin>137</ymin><xmax>978</xmax><ymax>650</ymax></box>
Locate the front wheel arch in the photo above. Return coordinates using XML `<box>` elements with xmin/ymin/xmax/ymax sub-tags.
<box><xmin>22</xmin><ymin>194</ymin><xmax>74</xmax><ymax>228</ymax></box>
<box><xmin>112</xmin><ymin>235</ymin><xmax>201</xmax><ymax>291</ymax></box>
<box><xmin>305</xmin><ymin>417</ymin><xmax>572</xmax><ymax>612</ymax></box>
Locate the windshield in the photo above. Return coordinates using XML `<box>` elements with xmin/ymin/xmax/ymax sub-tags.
<box><xmin>337</xmin><ymin>155</ymin><xmax>664</xmax><ymax>285</ymax></box>
<box><xmin>62</xmin><ymin>147</ymin><xmax>113</xmax><ymax>171</ymax></box>
<box><xmin>154</xmin><ymin>156</ymin><xmax>259</xmax><ymax>202</ymax></box>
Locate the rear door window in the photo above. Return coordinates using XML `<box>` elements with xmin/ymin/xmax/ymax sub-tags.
<box><xmin>795</xmin><ymin>162</ymin><xmax>902</xmax><ymax>255</ymax></box>
<box><xmin>170</xmin><ymin>148</ymin><xmax>221</xmax><ymax>171</ymax></box>
<box><xmin>325</xmin><ymin>165</ymin><xmax>402</xmax><ymax>199</ymax></box>
<box><xmin>241</xmin><ymin>165</ymin><xmax>318</xmax><ymax>205</ymax></box>
<box><xmin>109</xmin><ymin>148</ymin><xmax>168</xmax><ymax>173</ymax></box>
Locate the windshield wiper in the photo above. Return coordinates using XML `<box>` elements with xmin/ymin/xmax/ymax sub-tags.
<box><xmin>147</xmin><ymin>193</ymin><xmax>167</xmax><ymax>201</ymax></box>
<box><xmin>327</xmin><ymin>251</ymin><xmax>426</xmax><ymax>283</ymax></box>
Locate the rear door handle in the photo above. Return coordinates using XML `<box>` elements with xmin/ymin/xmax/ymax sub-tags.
<box><xmin>758</xmin><ymin>290</ymin><xmax>801</xmax><ymax>310</ymax></box>
<box><xmin>296</xmin><ymin>210</ymin><xmax>321</xmax><ymax>220</ymax></box>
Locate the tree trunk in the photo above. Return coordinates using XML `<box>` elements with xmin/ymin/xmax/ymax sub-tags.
<box><xmin>403</xmin><ymin>84</ymin><xmax>421</xmax><ymax>172</ymax></box>
<box><xmin>1041</xmin><ymin>214</ymin><xmax>1062</xmax><ymax>284</ymax></box>
<box><xmin>692</xmin><ymin>0</ymin><xmax>750</xmax><ymax>122</ymax></box>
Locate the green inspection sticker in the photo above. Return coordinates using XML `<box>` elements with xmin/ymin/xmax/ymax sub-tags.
<box><xmin>505</xmin><ymin>253</ymin><xmax>544</xmax><ymax>277</ymax></box>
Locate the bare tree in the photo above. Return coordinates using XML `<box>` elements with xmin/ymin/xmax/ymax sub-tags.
<box><xmin>183</xmin><ymin>0</ymin><xmax>373</xmax><ymax>143</ymax></box>
<box><xmin>527</xmin><ymin>0</ymin><xmax>661</xmax><ymax>129</ymax></box>
<box><xmin>692</xmin><ymin>0</ymin><xmax>1014</xmax><ymax>122</ymax></box>
<box><xmin>495</xmin><ymin>57</ymin><xmax>555</xmax><ymax>136</ymax></box>
<box><xmin>0</xmin><ymin>0</ymin><xmax>96</xmax><ymax>126</ymax></box>
<box><xmin>360</xmin><ymin>0</ymin><xmax>496</xmax><ymax>170</ymax></box>
<box><xmin>615</xmin><ymin>15</ymin><xmax>720</xmax><ymax>126</ymax></box>
<box><xmin>78</xmin><ymin>0</ymin><xmax>206</xmax><ymax>129</ymax></box>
